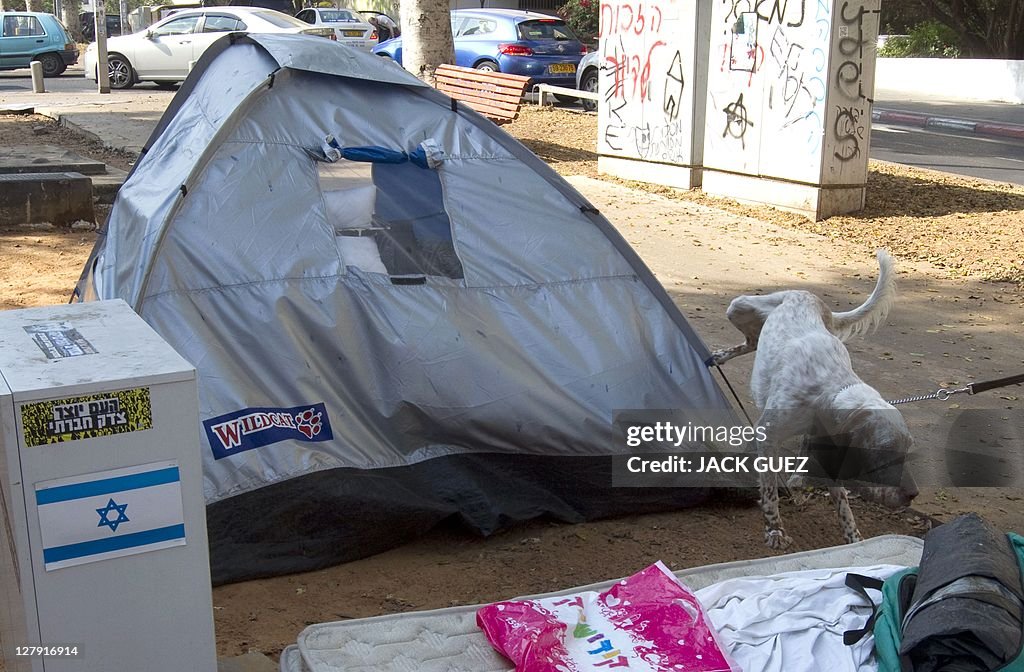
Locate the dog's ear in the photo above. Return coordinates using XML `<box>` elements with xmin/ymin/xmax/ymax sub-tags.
<box><xmin>832</xmin><ymin>407</ymin><xmax>876</xmax><ymax>448</ymax></box>
<box><xmin>834</xmin><ymin>405</ymin><xmax>913</xmax><ymax>452</ymax></box>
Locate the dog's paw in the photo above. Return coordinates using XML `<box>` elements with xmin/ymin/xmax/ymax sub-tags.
<box><xmin>764</xmin><ymin>528</ymin><xmax>793</xmax><ymax>550</ymax></box>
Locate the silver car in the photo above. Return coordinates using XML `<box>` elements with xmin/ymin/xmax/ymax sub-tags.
<box><xmin>294</xmin><ymin>7</ymin><xmax>376</xmax><ymax>51</ymax></box>
<box><xmin>84</xmin><ymin>8</ymin><xmax>332</xmax><ymax>89</ymax></box>
<box><xmin>575</xmin><ymin>50</ymin><xmax>598</xmax><ymax>112</ymax></box>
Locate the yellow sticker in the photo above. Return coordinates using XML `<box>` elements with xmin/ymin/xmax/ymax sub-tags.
<box><xmin>21</xmin><ymin>388</ymin><xmax>153</xmax><ymax>447</ymax></box>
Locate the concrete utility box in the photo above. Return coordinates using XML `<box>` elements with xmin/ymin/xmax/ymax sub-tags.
<box><xmin>597</xmin><ymin>0</ymin><xmax>713</xmax><ymax>189</ymax></box>
<box><xmin>0</xmin><ymin>301</ymin><xmax>216</xmax><ymax>672</ymax></box>
<box><xmin>702</xmin><ymin>0</ymin><xmax>881</xmax><ymax>219</ymax></box>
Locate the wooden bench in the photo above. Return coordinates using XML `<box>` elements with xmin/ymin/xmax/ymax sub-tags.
<box><xmin>434</xmin><ymin>64</ymin><xmax>531</xmax><ymax>125</ymax></box>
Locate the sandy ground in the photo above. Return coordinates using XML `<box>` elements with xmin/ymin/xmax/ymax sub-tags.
<box><xmin>1</xmin><ymin>110</ymin><xmax>1021</xmax><ymax>661</ymax></box>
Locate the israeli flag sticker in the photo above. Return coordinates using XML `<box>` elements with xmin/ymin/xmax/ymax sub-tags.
<box><xmin>35</xmin><ymin>461</ymin><xmax>187</xmax><ymax>571</ymax></box>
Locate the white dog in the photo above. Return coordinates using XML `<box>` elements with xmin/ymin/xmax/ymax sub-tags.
<box><xmin>713</xmin><ymin>251</ymin><xmax>918</xmax><ymax>549</ymax></box>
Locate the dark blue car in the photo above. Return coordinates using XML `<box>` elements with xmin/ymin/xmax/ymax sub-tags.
<box><xmin>373</xmin><ymin>9</ymin><xmax>586</xmax><ymax>88</ymax></box>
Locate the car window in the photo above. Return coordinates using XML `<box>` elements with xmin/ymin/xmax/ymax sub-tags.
<box><xmin>2</xmin><ymin>15</ymin><xmax>46</xmax><ymax>37</ymax></box>
<box><xmin>450</xmin><ymin>16</ymin><xmax>465</xmax><ymax>34</ymax></box>
<box><xmin>250</xmin><ymin>11</ymin><xmax>308</xmax><ymax>28</ymax></box>
<box><xmin>517</xmin><ymin>19</ymin><xmax>577</xmax><ymax>41</ymax></box>
<box><xmin>459</xmin><ymin>18</ymin><xmax>497</xmax><ymax>37</ymax></box>
<box><xmin>296</xmin><ymin>10</ymin><xmax>312</xmax><ymax>23</ymax></box>
<box><xmin>318</xmin><ymin>10</ymin><xmax>357</xmax><ymax>22</ymax></box>
<box><xmin>151</xmin><ymin>15</ymin><xmax>199</xmax><ymax>36</ymax></box>
<box><xmin>203</xmin><ymin>15</ymin><xmax>245</xmax><ymax>32</ymax></box>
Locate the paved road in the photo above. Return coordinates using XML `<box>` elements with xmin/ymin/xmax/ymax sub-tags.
<box><xmin>0</xmin><ymin>64</ymin><xmax>175</xmax><ymax>94</ymax></box>
<box><xmin>871</xmin><ymin>123</ymin><xmax>1024</xmax><ymax>186</ymax></box>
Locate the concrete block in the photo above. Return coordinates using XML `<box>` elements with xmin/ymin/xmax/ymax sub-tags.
<box><xmin>701</xmin><ymin>170</ymin><xmax>866</xmax><ymax>221</ymax></box>
<box><xmin>90</xmin><ymin>166</ymin><xmax>129</xmax><ymax>204</ymax></box>
<box><xmin>0</xmin><ymin>145</ymin><xmax>109</xmax><ymax>176</ymax></box>
<box><xmin>0</xmin><ymin>172</ymin><xmax>95</xmax><ymax>226</ymax></box>
<box><xmin>598</xmin><ymin>156</ymin><xmax>702</xmax><ymax>189</ymax></box>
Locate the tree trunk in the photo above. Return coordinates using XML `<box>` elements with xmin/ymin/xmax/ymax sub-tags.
<box><xmin>928</xmin><ymin>0</ymin><xmax>1024</xmax><ymax>58</ymax></box>
<box><xmin>399</xmin><ymin>0</ymin><xmax>454</xmax><ymax>85</ymax></box>
<box><xmin>24</xmin><ymin>0</ymin><xmax>39</xmax><ymax>11</ymax></box>
<box><xmin>62</xmin><ymin>0</ymin><xmax>85</xmax><ymax>42</ymax></box>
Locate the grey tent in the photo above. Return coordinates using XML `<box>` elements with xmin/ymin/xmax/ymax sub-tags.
<box><xmin>75</xmin><ymin>33</ymin><xmax>738</xmax><ymax>583</ymax></box>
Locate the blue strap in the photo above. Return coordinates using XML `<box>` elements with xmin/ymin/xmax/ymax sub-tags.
<box><xmin>340</xmin><ymin>146</ymin><xmax>411</xmax><ymax>164</ymax></box>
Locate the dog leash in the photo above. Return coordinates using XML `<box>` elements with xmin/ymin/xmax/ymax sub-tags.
<box><xmin>713</xmin><ymin>363</ymin><xmax>756</xmax><ymax>426</ymax></box>
<box><xmin>887</xmin><ymin>372</ymin><xmax>1024</xmax><ymax>406</ymax></box>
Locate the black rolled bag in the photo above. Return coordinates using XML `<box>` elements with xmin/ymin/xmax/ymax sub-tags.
<box><xmin>847</xmin><ymin>513</ymin><xmax>1024</xmax><ymax>672</ymax></box>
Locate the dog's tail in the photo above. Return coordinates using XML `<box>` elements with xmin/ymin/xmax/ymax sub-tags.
<box><xmin>831</xmin><ymin>250</ymin><xmax>896</xmax><ymax>341</ymax></box>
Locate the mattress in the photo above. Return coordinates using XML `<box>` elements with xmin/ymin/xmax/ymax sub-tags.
<box><xmin>281</xmin><ymin>534</ymin><xmax>924</xmax><ymax>672</ymax></box>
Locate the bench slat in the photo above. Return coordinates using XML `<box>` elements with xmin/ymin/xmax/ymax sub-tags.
<box><xmin>435</xmin><ymin>83</ymin><xmax>527</xmax><ymax>104</ymax></box>
<box><xmin>450</xmin><ymin>98</ymin><xmax>522</xmax><ymax>120</ymax></box>
<box><xmin>434</xmin><ymin>72</ymin><xmax>528</xmax><ymax>93</ymax></box>
<box><xmin>434</xmin><ymin>71</ymin><xmax>528</xmax><ymax>91</ymax></box>
<box><xmin>434</xmin><ymin>81</ymin><xmax>524</xmax><ymax>106</ymax></box>
<box><xmin>436</xmin><ymin>65</ymin><xmax>530</xmax><ymax>87</ymax></box>
<box><xmin>435</xmin><ymin>63</ymin><xmax>530</xmax><ymax>124</ymax></box>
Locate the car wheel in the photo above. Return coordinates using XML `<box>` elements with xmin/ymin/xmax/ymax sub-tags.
<box><xmin>107</xmin><ymin>54</ymin><xmax>135</xmax><ymax>90</ymax></box>
<box><xmin>34</xmin><ymin>53</ymin><xmax>65</xmax><ymax>77</ymax></box>
<box><xmin>580</xmin><ymin>69</ymin><xmax>598</xmax><ymax>112</ymax></box>
<box><xmin>474</xmin><ymin>61</ymin><xmax>499</xmax><ymax>72</ymax></box>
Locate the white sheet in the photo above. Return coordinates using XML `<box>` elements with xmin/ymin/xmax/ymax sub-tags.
<box><xmin>337</xmin><ymin>236</ymin><xmax>388</xmax><ymax>275</ymax></box>
<box><xmin>323</xmin><ymin>186</ymin><xmax>376</xmax><ymax>230</ymax></box>
<box><xmin>696</xmin><ymin>564</ymin><xmax>901</xmax><ymax>672</ymax></box>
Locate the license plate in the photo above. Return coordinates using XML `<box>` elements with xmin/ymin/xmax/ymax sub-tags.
<box><xmin>549</xmin><ymin>63</ymin><xmax>576</xmax><ymax>74</ymax></box>
<box><xmin>343</xmin><ymin>30</ymin><xmax>363</xmax><ymax>37</ymax></box>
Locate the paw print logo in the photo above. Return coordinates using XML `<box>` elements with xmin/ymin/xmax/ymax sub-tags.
<box><xmin>295</xmin><ymin>408</ymin><xmax>323</xmax><ymax>439</ymax></box>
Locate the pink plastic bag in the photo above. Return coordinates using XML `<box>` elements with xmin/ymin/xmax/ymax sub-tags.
<box><xmin>477</xmin><ymin>561</ymin><xmax>740</xmax><ymax>672</ymax></box>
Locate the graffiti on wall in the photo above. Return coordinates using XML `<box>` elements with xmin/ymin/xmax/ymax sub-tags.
<box><xmin>706</xmin><ymin>0</ymin><xmax>879</xmax><ymax>180</ymax></box>
<box><xmin>830</xmin><ymin>1</ymin><xmax>876</xmax><ymax>163</ymax></box>
<box><xmin>598</xmin><ymin>1</ymin><xmax>694</xmax><ymax>165</ymax></box>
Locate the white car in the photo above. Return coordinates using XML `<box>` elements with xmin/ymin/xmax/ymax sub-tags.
<box><xmin>294</xmin><ymin>7</ymin><xmax>376</xmax><ymax>51</ymax></box>
<box><xmin>84</xmin><ymin>7</ymin><xmax>333</xmax><ymax>89</ymax></box>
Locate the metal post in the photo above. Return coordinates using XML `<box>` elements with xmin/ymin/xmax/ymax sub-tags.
<box><xmin>95</xmin><ymin>0</ymin><xmax>110</xmax><ymax>94</ymax></box>
<box><xmin>30</xmin><ymin>61</ymin><xmax>45</xmax><ymax>93</ymax></box>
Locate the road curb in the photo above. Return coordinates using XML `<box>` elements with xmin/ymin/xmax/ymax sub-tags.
<box><xmin>975</xmin><ymin>122</ymin><xmax>1024</xmax><ymax>140</ymax></box>
<box><xmin>37</xmin><ymin>107</ymin><xmax>110</xmax><ymax>149</ymax></box>
<box><xmin>873</xmin><ymin>107</ymin><xmax>1024</xmax><ymax>141</ymax></box>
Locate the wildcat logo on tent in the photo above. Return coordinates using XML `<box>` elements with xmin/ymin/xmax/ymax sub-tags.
<box><xmin>204</xmin><ymin>403</ymin><xmax>334</xmax><ymax>459</ymax></box>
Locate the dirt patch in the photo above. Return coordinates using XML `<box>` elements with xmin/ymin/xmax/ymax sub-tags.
<box><xmin>212</xmin><ymin>496</ymin><xmax>928</xmax><ymax>659</ymax></box>
<box><xmin>0</xmin><ymin>108</ymin><xmax>1020</xmax><ymax>663</ymax></box>
<box><xmin>0</xmin><ymin>112</ymin><xmax>136</xmax><ymax>172</ymax></box>
<box><xmin>0</xmin><ymin>226</ymin><xmax>96</xmax><ymax>309</ymax></box>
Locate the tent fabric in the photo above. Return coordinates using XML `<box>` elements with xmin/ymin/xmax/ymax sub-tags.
<box><xmin>77</xmin><ymin>33</ymin><xmax>738</xmax><ymax>582</ymax></box>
